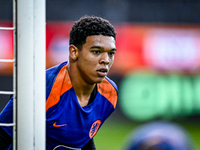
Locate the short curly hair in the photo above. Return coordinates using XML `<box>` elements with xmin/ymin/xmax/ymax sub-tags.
<box><xmin>69</xmin><ymin>15</ymin><xmax>117</xmax><ymax>50</ymax></box>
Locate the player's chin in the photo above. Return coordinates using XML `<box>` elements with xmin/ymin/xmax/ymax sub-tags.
<box><xmin>95</xmin><ymin>76</ymin><xmax>106</xmax><ymax>83</ymax></box>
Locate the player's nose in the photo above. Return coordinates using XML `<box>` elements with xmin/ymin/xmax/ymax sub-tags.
<box><xmin>100</xmin><ymin>53</ymin><xmax>109</xmax><ymax>64</ymax></box>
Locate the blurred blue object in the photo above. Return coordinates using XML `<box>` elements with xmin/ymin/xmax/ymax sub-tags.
<box><xmin>123</xmin><ymin>121</ymin><xmax>195</xmax><ymax>150</ymax></box>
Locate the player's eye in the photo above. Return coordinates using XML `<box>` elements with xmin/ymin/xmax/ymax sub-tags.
<box><xmin>92</xmin><ymin>50</ymin><xmax>101</xmax><ymax>55</ymax></box>
<box><xmin>108</xmin><ymin>51</ymin><xmax>115</xmax><ymax>57</ymax></box>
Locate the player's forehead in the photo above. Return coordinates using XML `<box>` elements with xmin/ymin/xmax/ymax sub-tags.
<box><xmin>84</xmin><ymin>35</ymin><xmax>116</xmax><ymax>50</ymax></box>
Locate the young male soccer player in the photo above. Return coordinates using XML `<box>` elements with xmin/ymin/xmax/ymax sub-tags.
<box><xmin>0</xmin><ymin>15</ymin><xmax>118</xmax><ymax>149</ymax></box>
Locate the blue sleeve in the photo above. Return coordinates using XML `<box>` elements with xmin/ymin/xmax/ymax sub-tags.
<box><xmin>0</xmin><ymin>97</ymin><xmax>13</xmax><ymax>137</ymax></box>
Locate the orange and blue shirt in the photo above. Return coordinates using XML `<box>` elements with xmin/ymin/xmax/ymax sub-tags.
<box><xmin>0</xmin><ymin>61</ymin><xmax>118</xmax><ymax>150</ymax></box>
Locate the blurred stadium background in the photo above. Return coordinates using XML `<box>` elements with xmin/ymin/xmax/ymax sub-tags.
<box><xmin>0</xmin><ymin>0</ymin><xmax>200</xmax><ymax>149</ymax></box>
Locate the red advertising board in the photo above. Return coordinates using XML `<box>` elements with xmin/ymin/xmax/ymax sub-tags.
<box><xmin>0</xmin><ymin>21</ymin><xmax>200</xmax><ymax>75</ymax></box>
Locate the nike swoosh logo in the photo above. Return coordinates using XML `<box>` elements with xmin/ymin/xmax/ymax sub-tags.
<box><xmin>53</xmin><ymin>122</ymin><xmax>67</xmax><ymax>127</ymax></box>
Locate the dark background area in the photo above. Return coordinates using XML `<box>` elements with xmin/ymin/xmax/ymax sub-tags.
<box><xmin>0</xmin><ymin>75</ymin><xmax>12</xmax><ymax>111</ymax></box>
<box><xmin>0</xmin><ymin>0</ymin><xmax>200</xmax><ymax>24</ymax></box>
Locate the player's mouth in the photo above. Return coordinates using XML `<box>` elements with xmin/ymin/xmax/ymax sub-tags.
<box><xmin>96</xmin><ymin>68</ymin><xmax>108</xmax><ymax>77</ymax></box>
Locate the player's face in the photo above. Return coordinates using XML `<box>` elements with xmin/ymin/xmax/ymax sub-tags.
<box><xmin>77</xmin><ymin>35</ymin><xmax>116</xmax><ymax>84</ymax></box>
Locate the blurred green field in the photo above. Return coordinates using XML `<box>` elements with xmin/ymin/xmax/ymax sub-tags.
<box><xmin>94</xmin><ymin>119</ymin><xmax>200</xmax><ymax>150</ymax></box>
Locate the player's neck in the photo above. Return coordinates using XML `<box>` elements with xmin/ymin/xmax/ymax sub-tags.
<box><xmin>74</xmin><ymin>84</ymin><xmax>95</xmax><ymax>107</ymax></box>
<box><xmin>67</xmin><ymin>62</ymin><xmax>96</xmax><ymax>107</ymax></box>
<box><xmin>74</xmin><ymin>82</ymin><xmax>95</xmax><ymax>106</ymax></box>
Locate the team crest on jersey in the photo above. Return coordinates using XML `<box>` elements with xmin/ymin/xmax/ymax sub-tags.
<box><xmin>89</xmin><ymin>120</ymin><xmax>101</xmax><ymax>138</ymax></box>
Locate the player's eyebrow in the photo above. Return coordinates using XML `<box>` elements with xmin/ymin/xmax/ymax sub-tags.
<box><xmin>90</xmin><ymin>46</ymin><xmax>117</xmax><ymax>51</ymax></box>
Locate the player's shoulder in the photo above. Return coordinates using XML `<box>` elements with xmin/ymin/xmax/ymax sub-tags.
<box><xmin>46</xmin><ymin>61</ymin><xmax>68</xmax><ymax>77</ymax></box>
<box><xmin>97</xmin><ymin>76</ymin><xmax>118</xmax><ymax>108</ymax></box>
<box><xmin>103</xmin><ymin>76</ymin><xmax>118</xmax><ymax>93</ymax></box>
<box><xmin>46</xmin><ymin>61</ymin><xmax>68</xmax><ymax>85</ymax></box>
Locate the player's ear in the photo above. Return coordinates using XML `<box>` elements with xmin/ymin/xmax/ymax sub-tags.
<box><xmin>69</xmin><ymin>45</ymin><xmax>79</xmax><ymax>61</ymax></box>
